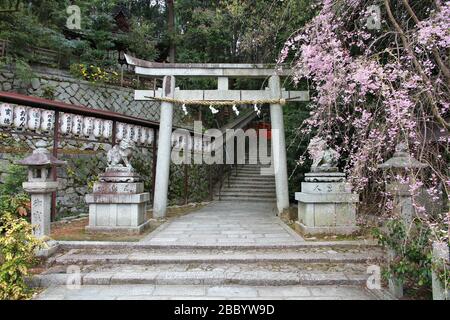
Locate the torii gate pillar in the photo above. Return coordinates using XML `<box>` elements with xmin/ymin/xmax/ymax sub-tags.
<box><xmin>269</xmin><ymin>75</ymin><xmax>290</xmax><ymax>215</ymax></box>
<box><xmin>153</xmin><ymin>76</ymin><xmax>175</xmax><ymax>218</ymax></box>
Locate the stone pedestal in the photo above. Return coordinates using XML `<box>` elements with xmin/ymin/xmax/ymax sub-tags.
<box><xmin>387</xmin><ymin>249</ymin><xmax>404</xmax><ymax>298</ymax></box>
<box><xmin>85</xmin><ymin>167</ymin><xmax>150</xmax><ymax>234</ymax></box>
<box><xmin>23</xmin><ymin>181</ymin><xmax>59</xmax><ymax>238</ymax></box>
<box><xmin>295</xmin><ymin>171</ymin><xmax>359</xmax><ymax>235</ymax></box>
<box><xmin>432</xmin><ymin>242</ymin><xmax>449</xmax><ymax>300</ymax></box>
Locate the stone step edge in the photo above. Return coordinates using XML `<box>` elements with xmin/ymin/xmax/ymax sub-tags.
<box><xmin>219</xmin><ymin>187</ymin><xmax>276</xmax><ymax>189</ymax></box>
<box><xmin>223</xmin><ymin>184</ymin><xmax>276</xmax><ymax>187</ymax></box>
<box><xmin>216</xmin><ymin>191</ymin><xmax>276</xmax><ymax>194</ymax></box>
<box><xmin>216</xmin><ymin>199</ymin><xmax>276</xmax><ymax>202</ymax></box>
<box><xmin>217</xmin><ymin>190</ymin><xmax>276</xmax><ymax>193</ymax></box>
<box><xmin>216</xmin><ymin>194</ymin><xmax>276</xmax><ymax>196</ymax></box>
<box><xmin>29</xmin><ymin>271</ymin><xmax>370</xmax><ymax>288</ymax></box>
<box><xmin>52</xmin><ymin>254</ymin><xmax>383</xmax><ymax>266</ymax></box>
<box><xmin>215</xmin><ymin>196</ymin><xmax>277</xmax><ymax>199</ymax></box>
<box><xmin>56</xmin><ymin>240</ymin><xmax>380</xmax><ymax>250</ymax></box>
<box><xmin>232</xmin><ymin>176</ymin><xmax>274</xmax><ymax>178</ymax></box>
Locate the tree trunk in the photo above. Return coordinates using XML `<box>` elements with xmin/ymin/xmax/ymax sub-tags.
<box><xmin>167</xmin><ymin>0</ymin><xmax>176</xmax><ymax>63</ymax></box>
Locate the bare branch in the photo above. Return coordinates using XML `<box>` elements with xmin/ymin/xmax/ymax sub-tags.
<box><xmin>401</xmin><ymin>0</ymin><xmax>450</xmax><ymax>84</ymax></box>
<box><xmin>384</xmin><ymin>0</ymin><xmax>450</xmax><ymax>130</ymax></box>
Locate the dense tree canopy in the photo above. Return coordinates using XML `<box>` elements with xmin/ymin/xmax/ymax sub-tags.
<box><xmin>0</xmin><ymin>0</ymin><xmax>315</xmax><ymax>67</ymax></box>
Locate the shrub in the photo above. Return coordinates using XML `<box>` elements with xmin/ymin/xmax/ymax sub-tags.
<box><xmin>0</xmin><ymin>193</ymin><xmax>30</xmax><ymax>219</ymax></box>
<box><xmin>373</xmin><ymin>217</ymin><xmax>434</xmax><ymax>297</ymax></box>
<box><xmin>0</xmin><ymin>163</ymin><xmax>28</xmax><ymax>195</ymax></box>
<box><xmin>0</xmin><ymin>162</ymin><xmax>30</xmax><ymax>220</ymax></box>
<box><xmin>0</xmin><ymin>212</ymin><xmax>42</xmax><ymax>300</ymax></box>
<box><xmin>69</xmin><ymin>63</ymin><xmax>119</xmax><ymax>84</ymax></box>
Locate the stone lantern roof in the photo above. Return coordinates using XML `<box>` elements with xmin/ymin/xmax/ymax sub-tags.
<box><xmin>17</xmin><ymin>140</ymin><xmax>66</xmax><ymax>167</ymax></box>
<box><xmin>378</xmin><ymin>142</ymin><xmax>427</xmax><ymax>169</ymax></box>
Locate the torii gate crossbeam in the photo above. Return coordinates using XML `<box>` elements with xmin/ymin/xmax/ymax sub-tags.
<box><xmin>126</xmin><ymin>54</ymin><xmax>309</xmax><ymax>217</ymax></box>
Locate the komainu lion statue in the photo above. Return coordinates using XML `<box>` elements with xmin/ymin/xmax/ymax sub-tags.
<box><xmin>307</xmin><ymin>137</ymin><xmax>339</xmax><ymax>170</ymax></box>
<box><xmin>107</xmin><ymin>138</ymin><xmax>135</xmax><ymax>169</ymax></box>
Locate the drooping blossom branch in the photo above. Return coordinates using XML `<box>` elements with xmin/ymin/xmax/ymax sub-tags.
<box><xmin>279</xmin><ymin>0</ymin><xmax>449</xmax><ymax>242</ymax></box>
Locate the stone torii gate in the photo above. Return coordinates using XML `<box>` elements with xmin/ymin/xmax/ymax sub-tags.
<box><xmin>126</xmin><ymin>55</ymin><xmax>309</xmax><ymax>218</ymax></box>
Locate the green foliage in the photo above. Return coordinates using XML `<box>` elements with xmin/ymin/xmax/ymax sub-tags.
<box><xmin>373</xmin><ymin>218</ymin><xmax>434</xmax><ymax>295</ymax></box>
<box><xmin>283</xmin><ymin>102</ymin><xmax>311</xmax><ymax>200</ymax></box>
<box><xmin>70</xmin><ymin>63</ymin><xmax>119</xmax><ymax>84</ymax></box>
<box><xmin>169</xmin><ymin>163</ymin><xmax>186</xmax><ymax>205</ymax></box>
<box><xmin>130</xmin><ymin>152</ymin><xmax>152</xmax><ymax>192</ymax></box>
<box><xmin>116</xmin><ymin>18</ymin><xmax>157</xmax><ymax>62</ymax></box>
<box><xmin>0</xmin><ymin>0</ymin><xmax>158</xmax><ymax>69</ymax></box>
<box><xmin>0</xmin><ymin>211</ymin><xmax>41</xmax><ymax>300</ymax></box>
<box><xmin>0</xmin><ymin>2</ymin><xmax>72</xmax><ymax>62</ymax></box>
<box><xmin>13</xmin><ymin>59</ymin><xmax>35</xmax><ymax>84</ymax></box>
<box><xmin>0</xmin><ymin>158</ymin><xmax>30</xmax><ymax>219</ymax></box>
<box><xmin>0</xmin><ymin>163</ymin><xmax>27</xmax><ymax>196</ymax></box>
<box><xmin>187</xmin><ymin>164</ymin><xmax>209</xmax><ymax>203</ymax></box>
<box><xmin>66</xmin><ymin>155</ymin><xmax>106</xmax><ymax>189</ymax></box>
<box><xmin>436</xmin><ymin>263</ymin><xmax>449</xmax><ymax>294</ymax></box>
<box><xmin>0</xmin><ymin>56</ymin><xmax>35</xmax><ymax>84</ymax></box>
<box><xmin>1</xmin><ymin>0</ymin><xmax>312</xmax><ymax>69</ymax></box>
<box><xmin>41</xmin><ymin>85</ymin><xmax>56</xmax><ymax>100</ymax></box>
<box><xmin>174</xmin><ymin>0</ymin><xmax>315</xmax><ymax>63</ymax></box>
<box><xmin>0</xmin><ymin>193</ymin><xmax>30</xmax><ymax>219</ymax></box>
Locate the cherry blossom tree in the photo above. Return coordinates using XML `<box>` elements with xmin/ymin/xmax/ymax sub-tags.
<box><xmin>279</xmin><ymin>0</ymin><xmax>449</xmax><ymax>243</ymax></box>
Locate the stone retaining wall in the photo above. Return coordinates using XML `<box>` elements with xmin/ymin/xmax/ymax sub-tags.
<box><xmin>0</xmin><ymin>65</ymin><xmax>189</xmax><ymax>217</ymax></box>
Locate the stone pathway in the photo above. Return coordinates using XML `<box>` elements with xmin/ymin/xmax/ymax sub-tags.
<box><xmin>35</xmin><ymin>284</ymin><xmax>388</xmax><ymax>300</ymax></box>
<box><xmin>141</xmin><ymin>201</ymin><xmax>303</xmax><ymax>245</ymax></box>
<box><xmin>34</xmin><ymin>201</ymin><xmax>392</xmax><ymax>300</ymax></box>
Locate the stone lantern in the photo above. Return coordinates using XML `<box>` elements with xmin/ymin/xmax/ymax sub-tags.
<box><xmin>378</xmin><ymin>142</ymin><xmax>427</xmax><ymax>224</ymax></box>
<box><xmin>17</xmin><ymin>140</ymin><xmax>66</xmax><ymax>239</ymax></box>
<box><xmin>378</xmin><ymin>142</ymin><xmax>427</xmax><ymax>298</ymax></box>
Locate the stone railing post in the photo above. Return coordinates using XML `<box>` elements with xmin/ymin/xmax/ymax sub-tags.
<box><xmin>432</xmin><ymin>242</ymin><xmax>449</xmax><ymax>300</ymax></box>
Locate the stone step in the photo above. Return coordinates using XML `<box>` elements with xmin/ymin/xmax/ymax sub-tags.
<box><xmin>49</xmin><ymin>247</ymin><xmax>384</xmax><ymax>266</ymax></box>
<box><xmin>56</xmin><ymin>240</ymin><xmax>380</xmax><ymax>250</ymax></box>
<box><xmin>34</xmin><ymin>284</ymin><xmax>394</xmax><ymax>300</ymax></box>
<box><xmin>237</xmin><ymin>164</ymin><xmax>269</xmax><ymax>168</ymax></box>
<box><xmin>228</xmin><ymin>177</ymin><xmax>276</xmax><ymax>182</ymax></box>
<box><xmin>240</xmin><ymin>164</ymin><xmax>272</xmax><ymax>168</ymax></box>
<box><xmin>225</xmin><ymin>181</ymin><xmax>276</xmax><ymax>187</ymax></box>
<box><xmin>217</xmin><ymin>196</ymin><xmax>276</xmax><ymax>202</ymax></box>
<box><xmin>218</xmin><ymin>187</ymin><xmax>276</xmax><ymax>193</ymax></box>
<box><xmin>237</xmin><ymin>166</ymin><xmax>271</xmax><ymax>171</ymax></box>
<box><xmin>221</xmin><ymin>184</ymin><xmax>276</xmax><ymax>188</ymax></box>
<box><xmin>31</xmin><ymin>262</ymin><xmax>375</xmax><ymax>287</ymax></box>
<box><xmin>232</xmin><ymin>174</ymin><xmax>275</xmax><ymax>179</ymax></box>
<box><xmin>216</xmin><ymin>191</ymin><xmax>276</xmax><ymax>197</ymax></box>
<box><xmin>232</xmin><ymin>170</ymin><xmax>275</xmax><ymax>179</ymax></box>
<box><xmin>225</xmin><ymin>177</ymin><xmax>276</xmax><ymax>182</ymax></box>
<box><xmin>222</xmin><ymin>188</ymin><xmax>276</xmax><ymax>193</ymax></box>
<box><xmin>234</xmin><ymin>171</ymin><xmax>270</xmax><ymax>175</ymax></box>
<box><xmin>51</xmin><ymin>252</ymin><xmax>379</xmax><ymax>265</ymax></box>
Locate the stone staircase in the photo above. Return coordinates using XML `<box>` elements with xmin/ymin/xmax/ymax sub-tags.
<box><xmin>32</xmin><ymin>242</ymin><xmax>388</xmax><ymax>295</ymax></box>
<box><xmin>215</xmin><ymin>153</ymin><xmax>277</xmax><ymax>203</ymax></box>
